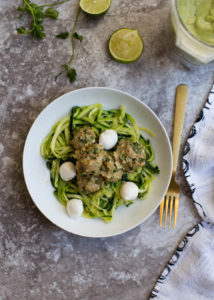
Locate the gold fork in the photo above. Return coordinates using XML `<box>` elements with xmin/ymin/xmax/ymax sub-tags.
<box><xmin>160</xmin><ymin>84</ymin><xmax>188</xmax><ymax>229</ymax></box>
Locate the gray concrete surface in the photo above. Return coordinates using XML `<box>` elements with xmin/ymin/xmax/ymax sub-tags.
<box><xmin>0</xmin><ymin>0</ymin><xmax>213</xmax><ymax>299</ymax></box>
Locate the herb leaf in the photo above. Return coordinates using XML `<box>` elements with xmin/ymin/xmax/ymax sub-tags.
<box><xmin>66</xmin><ymin>66</ymin><xmax>77</xmax><ymax>83</ymax></box>
<box><xmin>17</xmin><ymin>26</ymin><xmax>28</xmax><ymax>35</ymax></box>
<box><xmin>73</xmin><ymin>32</ymin><xmax>83</xmax><ymax>42</ymax></box>
<box><xmin>67</xmin><ymin>68</ymin><xmax>77</xmax><ymax>83</ymax></box>
<box><xmin>32</xmin><ymin>24</ymin><xmax>46</xmax><ymax>39</ymax></box>
<box><xmin>55</xmin><ymin>65</ymin><xmax>77</xmax><ymax>83</ymax></box>
<box><xmin>45</xmin><ymin>7</ymin><xmax>59</xmax><ymax>19</ymax></box>
<box><xmin>56</xmin><ymin>31</ymin><xmax>69</xmax><ymax>39</ymax></box>
<box><xmin>61</xmin><ymin>64</ymin><xmax>69</xmax><ymax>70</ymax></box>
<box><xmin>17</xmin><ymin>5</ymin><xmax>26</xmax><ymax>12</ymax></box>
<box><xmin>17</xmin><ymin>5</ymin><xmax>26</xmax><ymax>18</ymax></box>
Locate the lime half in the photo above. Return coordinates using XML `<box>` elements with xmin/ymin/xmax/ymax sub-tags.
<box><xmin>109</xmin><ymin>28</ymin><xmax>144</xmax><ymax>63</ymax></box>
<box><xmin>80</xmin><ymin>0</ymin><xmax>111</xmax><ymax>16</ymax></box>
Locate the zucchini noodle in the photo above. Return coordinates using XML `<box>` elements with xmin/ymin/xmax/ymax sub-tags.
<box><xmin>41</xmin><ymin>104</ymin><xmax>159</xmax><ymax>223</ymax></box>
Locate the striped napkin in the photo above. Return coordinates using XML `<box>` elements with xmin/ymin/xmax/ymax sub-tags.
<box><xmin>150</xmin><ymin>85</ymin><xmax>214</xmax><ymax>300</ymax></box>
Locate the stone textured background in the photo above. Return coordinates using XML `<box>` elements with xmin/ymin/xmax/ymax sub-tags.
<box><xmin>0</xmin><ymin>0</ymin><xmax>213</xmax><ymax>299</ymax></box>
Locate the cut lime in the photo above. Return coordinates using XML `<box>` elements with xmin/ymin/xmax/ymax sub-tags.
<box><xmin>80</xmin><ymin>0</ymin><xmax>111</xmax><ymax>16</ymax></box>
<box><xmin>108</xmin><ymin>28</ymin><xmax>144</xmax><ymax>63</ymax></box>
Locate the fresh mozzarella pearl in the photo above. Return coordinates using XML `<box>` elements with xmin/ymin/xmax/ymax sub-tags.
<box><xmin>99</xmin><ymin>129</ymin><xmax>118</xmax><ymax>150</ymax></box>
<box><xmin>59</xmin><ymin>162</ymin><xmax>76</xmax><ymax>181</ymax></box>
<box><xmin>120</xmin><ymin>182</ymin><xmax>139</xmax><ymax>201</ymax></box>
<box><xmin>67</xmin><ymin>199</ymin><xmax>84</xmax><ymax>218</ymax></box>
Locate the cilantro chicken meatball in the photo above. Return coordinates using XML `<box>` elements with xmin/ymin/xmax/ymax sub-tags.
<box><xmin>75</xmin><ymin>143</ymin><xmax>123</xmax><ymax>194</ymax></box>
<box><xmin>70</xmin><ymin>126</ymin><xmax>96</xmax><ymax>150</ymax></box>
<box><xmin>101</xmin><ymin>153</ymin><xmax>123</xmax><ymax>182</ymax></box>
<box><xmin>75</xmin><ymin>144</ymin><xmax>105</xmax><ymax>176</ymax></box>
<box><xmin>76</xmin><ymin>174</ymin><xmax>104</xmax><ymax>194</ymax></box>
<box><xmin>114</xmin><ymin>139</ymin><xmax>146</xmax><ymax>172</ymax></box>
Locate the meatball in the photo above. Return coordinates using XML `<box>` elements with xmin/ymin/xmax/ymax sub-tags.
<box><xmin>75</xmin><ymin>144</ymin><xmax>123</xmax><ymax>194</ymax></box>
<box><xmin>114</xmin><ymin>139</ymin><xmax>146</xmax><ymax>172</ymax></box>
<box><xmin>101</xmin><ymin>153</ymin><xmax>123</xmax><ymax>182</ymax></box>
<box><xmin>75</xmin><ymin>144</ymin><xmax>106</xmax><ymax>177</ymax></box>
<box><xmin>77</xmin><ymin>175</ymin><xmax>104</xmax><ymax>194</ymax></box>
<box><xmin>75</xmin><ymin>144</ymin><xmax>106</xmax><ymax>194</ymax></box>
<box><xmin>71</xmin><ymin>126</ymin><xmax>96</xmax><ymax>150</ymax></box>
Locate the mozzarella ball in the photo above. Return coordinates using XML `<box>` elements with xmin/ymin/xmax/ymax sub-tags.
<box><xmin>120</xmin><ymin>182</ymin><xmax>139</xmax><ymax>201</ymax></box>
<box><xmin>67</xmin><ymin>199</ymin><xmax>84</xmax><ymax>218</ymax></box>
<box><xmin>99</xmin><ymin>129</ymin><xmax>118</xmax><ymax>150</ymax></box>
<box><xmin>59</xmin><ymin>161</ymin><xmax>76</xmax><ymax>181</ymax></box>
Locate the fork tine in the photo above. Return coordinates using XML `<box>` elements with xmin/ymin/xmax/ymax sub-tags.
<box><xmin>174</xmin><ymin>196</ymin><xmax>179</xmax><ymax>229</ymax></box>
<box><xmin>164</xmin><ymin>196</ymin><xmax>169</xmax><ymax>228</ymax></box>
<box><xmin>159</xmin><ymin>199</ymin><xmax>164</xmax><ymax>227</ymax></box>
<box><xmin>169</xmin><ymin>197</ymin><xmax>173</xmax><ymax>229</ymax></box>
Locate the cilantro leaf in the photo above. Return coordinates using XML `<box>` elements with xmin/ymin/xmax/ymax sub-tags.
<box><xmin>17</xmin><ymin>5</ymin><xmax>26</xmax><ymax>12</ymax></box>
<box><xmin>55</xmin><ymin>65</ymin><xmax>77</xmax><ymax>83</ymax></box>
<box><xmin>34</xmin><ymin>8</ymin><xmax>45</xmax><ymax>24</ymax></box>
<box><xmin>73</xmin><ymin>32</ymin><xmax>83</xmax><ymax>42</ymax></box>
<box><xmin>56</xmin><ymin>32</ymin><xmax>69</xmax><ymax>39</ymax></box>
<box><xmin>32</xmin><ymin>24</ymin><xmax>46</xmax><ymax>38</ymax></box>
<box><xmin>61</xmin><ymin>64</ymin><xmax>69</xmax><ymax>70</ymax></box>
<box><xmin>66</xmin><ymin>68</ymin><xmax>77</xmax><ymax>83</ymax></box>
<box><xmin>17</xmin><ymin>5</ymin><xmax>26</xmax><ymax>18</ymax></box>
<box><xmin>45</xmin><ymin>7</ymin><xmax>59</xmax><ymax>19</ymax></box>
<box><xmin>17</xmin><ymin>26</ymin><xmax>28</xmax><ymax>35</ymax></box>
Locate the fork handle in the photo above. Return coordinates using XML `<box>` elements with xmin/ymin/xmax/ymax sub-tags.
<box><xmin>172</xmin><ymin>84</ymin><xmax>188</xmax><ymax>173</ymax></box>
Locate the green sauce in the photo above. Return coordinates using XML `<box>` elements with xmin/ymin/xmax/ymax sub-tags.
<box><xmin>177</xmin><ymin>0</ymin><xmax>214</xmax><ymax>46</ymax></box>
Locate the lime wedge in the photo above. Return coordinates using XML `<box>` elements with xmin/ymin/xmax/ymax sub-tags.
<box><xmin>108</xmin><ymin>28</ymin><xmax>144</xmax><ymax>63</ymax></box>
<box><xmin>80</xmin><ymin>0</ymin><xmax>111</xmax><ymax>16</ymax></box>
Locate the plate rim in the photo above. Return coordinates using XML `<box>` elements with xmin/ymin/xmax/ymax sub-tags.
<box><xmin>23</xmin><ymin>86</ymin><xmax>172</xmax><ymax>238</ymax></box>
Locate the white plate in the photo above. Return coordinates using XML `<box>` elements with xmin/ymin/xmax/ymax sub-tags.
<box><xmin>23</xmin><ymin>87</ymin><xmax>172</xmax><ymax>238</ymax></box>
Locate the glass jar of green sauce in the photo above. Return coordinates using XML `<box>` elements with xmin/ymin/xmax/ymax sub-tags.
<box><xmin>171</xmin><ymin>0</ymin><xmax>214</xmax><ymax>65</ymax></box>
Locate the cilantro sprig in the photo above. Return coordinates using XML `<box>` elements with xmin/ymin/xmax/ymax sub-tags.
<box><xmin>55</xmin><ymin>6</ymin><xmax>83</xmax><ymax>84</ymax></box>
<box><xmin>17</xmin><ymin>0</ymin><xmax>71</xmax><ymax>38</ymax></box>
<box><xmin>17</xmin><ymin>1</ymin><xmax>84</xmax><ymax>84</ymax></box>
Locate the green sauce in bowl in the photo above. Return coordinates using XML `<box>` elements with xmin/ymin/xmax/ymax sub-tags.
<box><xmin>177</xmin><ymin>0</ymin><xmax>214</xmax><ymax>46</ymax></box>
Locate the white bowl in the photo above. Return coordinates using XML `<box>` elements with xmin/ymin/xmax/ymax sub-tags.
<box><xmin>23</xmin><ymin>87</ymin><xmax>172</xmax><ymax>238</ymax></box>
